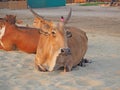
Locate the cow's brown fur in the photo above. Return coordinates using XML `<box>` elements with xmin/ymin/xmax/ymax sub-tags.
<box><xmin>55</xmin><ymin>27</ymin><xmax>88</xmax><ymax>71</ymax></box>
<box><xmin>0</xmin><ymin>15</ymin><xmax>40</xmax><ymax>53</ymax></box>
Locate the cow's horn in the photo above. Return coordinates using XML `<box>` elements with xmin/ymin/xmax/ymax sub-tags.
<box><xmin>28</xmin><ymin>6</ymin><xmax>44</xmax><ymax>19</ymax></box>
<box><xmin>64</xmin><ymin>8</ymin><xmax>72</xmax><ymax>25</ymax></box>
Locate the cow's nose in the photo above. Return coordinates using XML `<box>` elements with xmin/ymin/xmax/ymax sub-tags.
<box><xmin>61</xmin><ymin>48</ymin><xmax>71</xmax><ymax>55</ymax></box>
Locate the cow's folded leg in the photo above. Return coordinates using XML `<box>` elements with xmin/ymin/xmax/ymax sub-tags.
<box><xmin>38</xmin><ymin>65</ymin><xmax>47</xmax><ymax>72</ymax></box>
<box><xmin>0</xmin><ymin>45</ymin><xmax>3</xmax><ymax>49</ymax></box>
<box><xmin>64</xmin><ymin>64</ymin><xmax>72</xmax><ymax>72</ymax></box>
<box><xmin>34</xmin><ymin>63</ymin><xmax>47</xmax><ymax>72</ymax></box>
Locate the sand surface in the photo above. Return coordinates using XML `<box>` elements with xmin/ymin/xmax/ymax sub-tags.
<box><xmin>0</xmin><ymin>5</ymin><xmax>120</xmax><ymax>90</ymax></box>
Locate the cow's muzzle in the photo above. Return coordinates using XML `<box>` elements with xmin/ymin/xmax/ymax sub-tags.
<box><xmin>60</xmin><ymin>48</ymin><xmax>71</xmax><ymax>56</ymax></box>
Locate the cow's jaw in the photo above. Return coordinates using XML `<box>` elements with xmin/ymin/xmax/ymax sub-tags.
<box><xmin>48</xmin><ymin>49</ymin><xmax>61</xmax><ymax>71</ymax></box>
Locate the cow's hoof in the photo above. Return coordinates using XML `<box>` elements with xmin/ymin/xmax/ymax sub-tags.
<box><xmin>83</xmin><ymin>58</ymin><xmax>91</xmax><ymax>63</ymax></box>
<box><xmin>78</xmin><ymin>58</ymin><xmax>91</xmax><ymax>67</ymax></box>
<box><xmin>38</xmin><ymin>65</ymin><xmax>47</xmax><ymax>72</ymax></box>
<box><xmin>79</xmin><ymin>61</ymin><xmax>86</xmax><ymax>67</ymax></box>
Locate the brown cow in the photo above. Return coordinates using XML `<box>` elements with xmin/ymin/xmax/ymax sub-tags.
<box><xmin>30</xmin><ymin>8</ymin><xmax>88</xmax><ymax>72</ymax></box>
<box><xmin>0</xmin><ymin>15</ymin><xmax>40</xmax><ymax>53</ymax></box>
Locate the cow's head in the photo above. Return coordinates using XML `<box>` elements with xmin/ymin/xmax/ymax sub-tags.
<box><xmin>3</xmin><ymin>15</ymin><xmax>23</xmax><ymax>25</ymax></box>
<box><xmin>4</xmin><ymin>15</ymin><xmax>16</xmax><ymax>24</ymax></box>
<box><xmin>43</xmin><ymin>21</ymin><xmax>72</xmax><ymax>54</ymax></box>
<box><xmin>29</xmin><ymin>6</ymin><xmax>53</xmax><ymax>29</ymax></box>
<box><xmin>37</xmin><ymin>22</ymin><xmax>72</xmax><ymax>71</ymax></box>
<box><xmin>30</xmin><ymin>7</ymin><xmax>73</xmax><ymax>71</ymax></box>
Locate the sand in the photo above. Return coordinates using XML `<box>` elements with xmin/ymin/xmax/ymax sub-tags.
<box><xmin>0</xmin><ymin>5</ymin><xmax>120</xmax><ymax>90</ymax></box>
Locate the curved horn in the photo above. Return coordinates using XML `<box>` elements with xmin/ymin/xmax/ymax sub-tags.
<box><xmin>64</xmin><ymin>8</ymin><xmax>72</xmax><ymax>24</ymax></box>
<box><xmin>28</xmin><ymin>6</ymin><xmax>44</xmax><ymax>19</ymax></box>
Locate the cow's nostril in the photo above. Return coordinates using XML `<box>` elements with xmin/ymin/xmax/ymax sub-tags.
<box><xmin>68</xmin><ymin>48</ymin><xmax>71</xmax><ymax>53</ymax></box>
<box><xmin>60</xmin><ymin>48</ymin><xmax>71</xmax><ymax>55</ymax></box>
<box><xmin>61</xmin><ymin>49</ymin><xmax>64</xmax><ymax>53</ymax></box>
<box><xmin>67</xmin><ymin>48</ymin><xmax>71</xmax><ymax>55</ymax></box>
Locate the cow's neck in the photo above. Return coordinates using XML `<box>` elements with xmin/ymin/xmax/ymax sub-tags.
<box><xmin>5</xmin><ymin>23</ymin><xmax>18</xmax><ymax>33</ymax></box>
<box><xmin>0</xmin><ymin>26</ymin><xmax>6</xmax><ymax>40</ymax></box>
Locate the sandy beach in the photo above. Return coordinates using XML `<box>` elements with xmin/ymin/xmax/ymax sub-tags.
<box><xmin>0</xmin><ymin>5</ymin><xmax>120</xmax><ymax>90</ymax></box>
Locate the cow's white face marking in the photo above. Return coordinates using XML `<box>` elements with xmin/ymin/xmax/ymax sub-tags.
<box><xmin>0</xmin><ymin>26</ymin><xmax>5</xmax><ymax>48</ymax></box>
<box><xmin>0</xmin><ymin>26</ymin><xmax>5</xmax><ymax>39</ymax></box>
<box><xmin>48</xmin><ymin>49</ymin><xmax>61</xmax><ymax>71</ymax></box>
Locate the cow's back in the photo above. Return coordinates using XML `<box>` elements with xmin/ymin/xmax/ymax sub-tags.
<box><xmin>67</xmin><ymin>27</ymin><xmax>88</xmax><ymax>66</ymax></box>
<box><xmin>15</xmin><ymin>27</ymin><xmax>40</xmax><ymax>53</ymax></box>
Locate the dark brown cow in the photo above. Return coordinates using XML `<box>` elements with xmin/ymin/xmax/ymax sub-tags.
<box><xmin>55</xmin><ymin>27</ymin><xmax>88</xmax><ymax>71</ymax></box>
<box><xmin>30</xmin><ymin>8</ymin><xmax>88</xmax><ymax>72</ymax></box>
<box><xmin>0</xmin><ymin>15</ymin><xmax>40</xmax><ymax>53</ymax></box>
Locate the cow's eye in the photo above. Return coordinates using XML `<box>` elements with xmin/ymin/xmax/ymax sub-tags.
<box><xmin>52</xmin><ymin>31</ymin><xmax>56</xmax><ymax>34</ymax></box>
<box><xmin>66</xmin><ymin>31</ymin><xmax>72</xmax><ymax>38</ymax></box>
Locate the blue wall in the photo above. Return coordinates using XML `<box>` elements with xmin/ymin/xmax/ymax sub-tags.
<box><xmin>27</xmin><ymin>0</ymin><xmax>66</xmax><ymax>8</ymax></box>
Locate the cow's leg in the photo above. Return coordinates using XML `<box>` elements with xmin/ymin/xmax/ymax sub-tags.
<box><xmin>34</xmin><ymin>61</ymin><xmax>40</xmax><ymax>71</ymax></box>
<box><xmin>34</xmin><ymin>59</ymin><xmax>47</xmax><ymax>72</ymax></box>
<box><xmin>38</xmin><ymin>64</ymin><xmax>47</xmax><ymax>72</ymax></box>
<box><xmin>34</xmin><ymin>63</ymin><xmax>47</xmax><ymax>72</ymax></box>
<box><xmin>64</xmin><ymin>59</ymin><xmax>73</xmax><ymax>72</ymax></box>
<box><xmin>64</xmin><ymin>63</ymin><xmax>72</xmax><ymax>72</ymax></box>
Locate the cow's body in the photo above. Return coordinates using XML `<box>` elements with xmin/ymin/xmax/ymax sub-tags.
<box><xmin>0</xmin><ymin>15</ymin><xmax>40</xmax><ymax>53</ymax></box>
<box><xmin>55</xmin><ymin>27</ymin><xmax>88</xmax><ymax>71</ymax></box>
